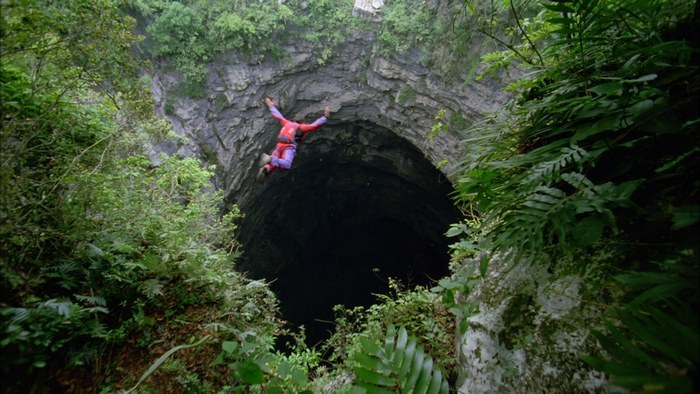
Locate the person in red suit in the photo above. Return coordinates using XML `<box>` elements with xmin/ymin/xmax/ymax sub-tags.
<box><xmin>257</xmin><ymin>96</ymin><xmax>331</xmax><ymax>182</ymax></box>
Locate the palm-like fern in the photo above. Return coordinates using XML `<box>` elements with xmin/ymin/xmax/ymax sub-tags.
<box><xmin>351</xmin><ymin>326</ymin><xmax>449</xmax><ymax>394</ymax></box>
<box><xmin>453</xmin><ymin>0</ymin><xmax>699</xmax><ymax>390</ymax></box>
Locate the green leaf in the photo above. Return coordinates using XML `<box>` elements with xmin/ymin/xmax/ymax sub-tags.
<box><xmin>671</xmin><ymin>204</ymin><xmax>700</xmax><ymax>230</ymax></box>
<box><xmin>125</xmin><ymin>336</ymin><xmax>210</xmax><ymax>393</ymax></box>
<box><xmin>572</xmin><ymin>216</ymin><xmax>604</xmax><ymax>247</ymax></box>
<box><xmin>624</xmin><ymin>74</ymin><xmax>657</xmax><ymax>83</ymax></box>
<box><xmin>445</xmin><ymin>226</ymin><xmax>463</xmax><ymax>237</ymax></box>
<box><xmin>618</xmin><ymin>311</ymin><xmax>686</xmax><ymax>363</ymax></box>
<box><xmin>437</xmin><ymin>278</ymin><xmax>463</xmax><ymax>290</ymax></box>
<box><xmin>428</xmin><ymin>369</ymin><xmax>444</xmax><ymax>394</ymax></box>
<box><xmin>354</xmin><ymin>367</ymin><xmax>395</xmax><ymax>386</ymax></box>
<box><xmin>414</xmin><ymin>355</ymin><xmax>434</xmax><ymax>393</ymax></box>
<box><xmin>359</xmin><ymin>335</ymin><xmax>383</xmax><ymax>357</ymax></box>
<box><xmin>32</xmin><ymin>360</ymin><xmax>47</xmax><ymax>368</ymax></box>
<box><xmin>572</xmin><ymin>113</ymin><xmax>624</xmax><ymax>143</ymax></box>
<box><xmin>479</xmin><ymin>255</ymin><xmax>489</xmax><ymax>277</ymax></box>
<box><xmin>581</xmin><ymin>355</ymin><xmax>650</xmax><ymax>376</ymax></box>
<box><xmin>353</xmin><ymin>326</ymin><xmax>448</xmax><ymax>393</ymax></box>
<box><xmin>404</xmin><ymin>348</ymin><xmax>425</xmax><ymax>389</ymax></box>
<box><xmin>394</xmin><ymin>327</ymin><xmax>409</xmax><ymax>368</ymax></box>
<box><xmin>398</xmin><ymin>337</ymin><xmax>417</xmax><ymax>378</ymax></box>
<box><xmin>588</xmin><ymin>81</ymin><xmax>623</xmax><ymax>96</ymax></box>
<box><xmin>655</xmin><ymin>148</ymin><xmax>699</xmax><ymax>173</ymax></box>
<box><xmin>460</xmin><ymin>319</ymin><xmax>468</xmax><ymax>335</ymax></box>
<box><xmin>355</xmin><ymin>352</ymin><xmax>392</xmax><ymax>375</ymax></box>
<box><xmin>277</xmin><ymin>360</ymin><xmax>291</xmax><ymax>378</ymax></box>
<box><xmin>629</xmin><ymin>282</ymin><xmax>686</xmax><ymax>306</ymax></box>
<box><xmin>628</xmin><ymin>99</ymin><xmax>654</xmax><ymax>117</ymax></box>
<box><xmin>222</xmin><ymin>340</ymin><xmax>237</xmax><ymax>354</ymax></box>
<box><xmin>209</xmin><ymin>351</ymin><xmax>225</xmax><ymax>367</ymax></box>
<box><xmin>236</xmin><ymin>360</ymin><xmax>265</xmax><ymax>385</ymax></box>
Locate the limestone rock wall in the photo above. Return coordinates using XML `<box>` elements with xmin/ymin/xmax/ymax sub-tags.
<box><xmin>150</xmin><ymin>31</ymin><xmax>507</xmax><ymax>210</ymax></box>
<box><xmin>454</xmin><ymin>254</ymin><xmax>613</xmax><ymax>393</ymax></box>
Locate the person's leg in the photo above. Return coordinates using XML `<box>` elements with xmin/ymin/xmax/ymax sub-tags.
<box><xmin>257</xmin><ymin>148</ymin><xmax>280</xmax><ymax>182</ymax></box>
<box><xmin>271</xmin><ymin>146</ymin><xmax>296</xmax><ymax>169</ymax></box>
<box><xmin>265</xmin><ymin>147</ymin><xmax>284</xmax><ymax>173</ymax></box>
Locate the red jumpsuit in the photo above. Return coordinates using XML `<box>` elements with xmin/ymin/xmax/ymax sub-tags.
<box><xmin>264</xmin><ymin>105</ymin><xmax>328</xmax><ymax>173</ymax></box>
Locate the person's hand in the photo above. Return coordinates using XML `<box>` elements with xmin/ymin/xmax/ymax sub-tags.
<box><xmin>264</xmin><ymin>97</ymin><xmax>274</xmax><ymax>108</ymax></box>
<box><xmin>324</xmin><ymin>106</ymin><xmax>330</xmax><ymax>118</ymax></box>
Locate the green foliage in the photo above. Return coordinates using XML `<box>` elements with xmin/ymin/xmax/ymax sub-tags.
<box><xmin>377</xmin><ymin>1</ymin><xmax>434</xmax><ymax>56</ymax></box>
<box><xmin>430</xmin><ymin>264</ymin><xmax>480</xmax><ymax>336</ymax></box>
<box><xmin>449</xmin><ymin>0</ymin><xmax>699</xmax><ymax>390</ymax></box>
<box><xmin>588</xmin><ymin>254</ymin><xmax>699</xmax><ymax>391</ymax></box>
<box><xmin>141</xmin><ymin>0</ymin><xmax>293</xmax><ymax>84</ymax></box>
<box><xmin>581</xmin><ymin>254</ymin><xmax>699</xmax><ymax>391</ymax></box>
<box><xmin>292</xmin><ymin>0</ymin><xmax>360</xmax><ymax>65</ymax></box>
<box><xmin>1</xmin><ymin>1</ymin><xmax>280</xmax><ymax>391</ymax></box>
<box><xmin>583</xmin><ymin>300</ymin><xmax>698</xmax><ymax>392</ymax></box>
<box><xmin>136</xmin><ymin>0</ymin><xmax>492</xmax><ymax>89</ymax></box>
<box><xmin>429</xmin><ymin>109</ymin><xmax>449</xmax><ymax>140</ymax></box>
<box><xmin>126</xmin><ymin>335</ymin><xmax>211</xmax><ymax>393</ymax></box>
<box><xmin>1</xmin><ymin>297</ymin><xmax>108</xmax><ymax>370</ymax></box>
<box><xmin>376</xmin><ymin>0</ymin><xmax>525</xmax><ymax>80</ymax></box>
<box><xmin>209</xmin><ymin>327</ymin><xmax>319</xmax><ymax>393</ymax></box>
<box><xmin>455</xmin><ymin>0</ymin><xmax>699</xmax><ymax>266</ymax></box>
<box><xmin>137</xmin><ymin>0</ymin><xmax>359</xmax><ymax>86</ymax></box>
<box><xmin>351</xmin><ymin>325</ymin><xmax>449</xmax><ymax>394</ymax></box>
<box><xmin>396</xmin><ymin>84</ymin><xmax>417</xmax><ymax>105</ymax></box>
<box><xmin>444</xmin><ymin>220</ymin><xmax>480</xmax><ymax>260</ymax></box>
<box><xmin>324</xmin><ymin>280</ymin><xmax>457</xmax><ymax>389</ymax></box>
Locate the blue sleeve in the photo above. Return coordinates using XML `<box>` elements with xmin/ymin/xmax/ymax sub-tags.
<box><xmin>269</xmin><ymin>105</ymin><xmax>289</xmax><ymax>125</ymax></box>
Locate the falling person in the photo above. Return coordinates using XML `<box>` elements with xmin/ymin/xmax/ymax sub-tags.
<box><xmin>257</xmin><ymin>96</ymin><xmax>331</xmax><ymax>182</ymax></box>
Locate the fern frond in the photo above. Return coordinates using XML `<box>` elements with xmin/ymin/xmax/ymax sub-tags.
<box><xmin>523</xmin><ymin>145</ymin><xmax>590</xmax><ymax>186</ymax></box>
<box><xmin>138</xmin><ymin>278</ymin><xmax>164</xmax><ymax>299</ymax></box>
<box><xmin>352</xmin><ymin>326</ymin><xmax>449</xmax><ymax>394</ymax></box>
<box><xmin>75</xmin><ymin>294</ymin><xmax>107</xmax><ymax>306</ymax></box>
<box><xmin>487</xmin><ymin>175</ymin><xmax>642</xmax><ymax>261</ymax></box>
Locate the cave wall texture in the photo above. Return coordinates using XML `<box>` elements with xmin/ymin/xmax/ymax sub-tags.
<box><xmin>147</xmin><ymin>7</ymin><xmax>608</xmax><ymax>392</ymax></box>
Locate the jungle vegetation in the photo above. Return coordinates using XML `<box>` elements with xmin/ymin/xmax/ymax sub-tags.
<box><xmin>1</xmin><ymin>0</ymin><xmax>698</xmax><ymax>392</ymax></box>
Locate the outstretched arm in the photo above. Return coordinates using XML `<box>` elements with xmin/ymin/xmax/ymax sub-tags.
<box><xmin>299</xmin><ymin>106</ymin><xmax>331</xmax><ymax>132</ymax></box>
<box><xmin>264</xmin><ymin>97</ymin><xmax>289</xmax><ymax>125</ymax></box>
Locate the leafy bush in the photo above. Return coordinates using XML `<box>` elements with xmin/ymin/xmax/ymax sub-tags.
<box><xmin>322</xmin><ymin>279</ymin><xmax>457</xmax><ymax>389</ymax></box>
<box><xmin>450</xmin><ymin>0</ymin><xmax>699</xmax><ymax>390</ymax></box>
<box><xmin>376</xmin><ymin>0</ymin><xmax>434</xmax><ymax>56</ymax></box>
<box><xmin>0</xmin><ymin>1</ymin><xmax>281</xmax><ymax>391</ymax></box>
<box><xmin>291</xmin><ymin>0</ymin><xmax>359</xmax><ymax>64</ymax></box>
<box><xmin>140</xmin><ymin>0</ymin><xmax>294</xmax><ymax>84</ymax></box>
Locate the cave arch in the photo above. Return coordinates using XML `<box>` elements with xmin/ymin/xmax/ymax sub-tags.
<box><xmin>236</xmin><ymin>120</ymin><xmax>461</xmax><ymax>345</ymax></box>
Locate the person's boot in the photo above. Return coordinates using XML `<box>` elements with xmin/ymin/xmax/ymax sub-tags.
<box><xmin>259</xmin><ymin>153</ymin><xmax>271</xmax><ymax>167</ymax></box>
<box><xmin>257</xmin><ymin>166</ymin><xmax>269</xmax><ymax>183</ymax></box>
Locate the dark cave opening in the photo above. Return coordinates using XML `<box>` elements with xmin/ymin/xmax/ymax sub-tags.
<box><xmin>236</xmin><ymin>121</ymin><xmax>461</xmax><ymax>346</ymax></box>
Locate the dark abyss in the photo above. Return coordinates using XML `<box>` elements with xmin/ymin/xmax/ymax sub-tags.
<box><xmin>236</xmin><ymin>121</ymin><xmax>461</xmax><ymax>346</ymax></box>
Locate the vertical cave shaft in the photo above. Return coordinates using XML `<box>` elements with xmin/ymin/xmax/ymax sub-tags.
<box><xmin>236</xmin><ymin>122</ymin><xmax>461</xmax><ymax>344</ymax></box>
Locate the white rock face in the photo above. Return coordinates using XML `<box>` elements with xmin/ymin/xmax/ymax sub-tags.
<box><xmin>455</xmin><ymin>254</ymin><xmax>614</xmax><ymax>393</ymax></box>
<box><xmin>352</xmin><ymin>0</ymin><xmax>384</xmax><ymax>20</ymax></box>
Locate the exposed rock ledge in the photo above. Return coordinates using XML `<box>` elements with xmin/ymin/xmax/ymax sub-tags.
<box><xmin>149</xmin><ymin>31</ymin><xmax>507</xmax><ymax>212</ymax></box>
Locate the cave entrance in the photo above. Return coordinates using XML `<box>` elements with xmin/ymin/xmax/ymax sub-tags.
<box><xmin>236</xmin><ymin>121</ymin><xmax>461</xmax><ymax>346</ymax></box>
